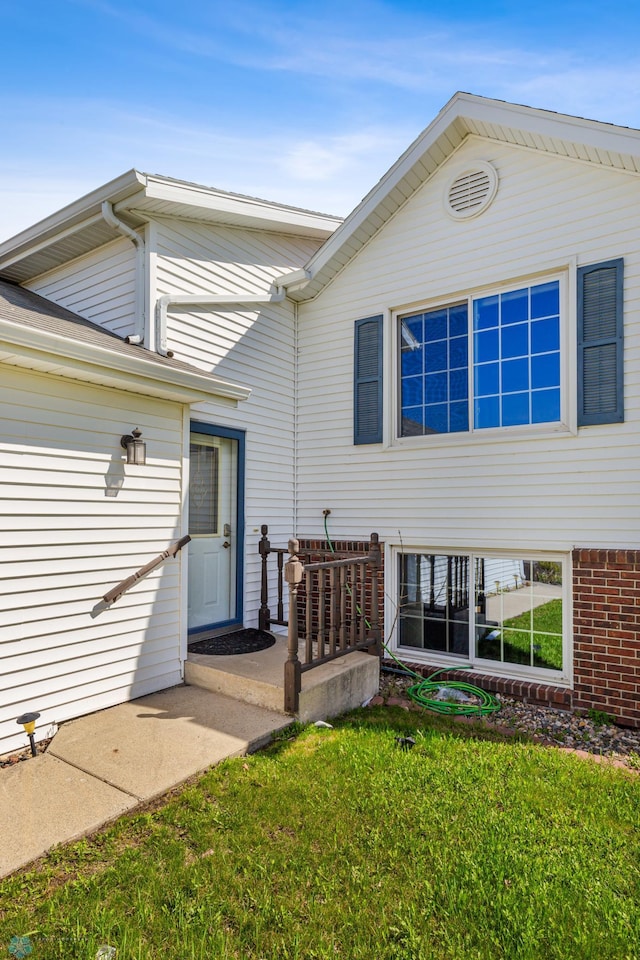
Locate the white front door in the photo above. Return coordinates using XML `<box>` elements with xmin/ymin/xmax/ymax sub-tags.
<box><xmin>188</xmin><ymin>431</ymin><xmax>237</xmax><ymax>631</ymax></box>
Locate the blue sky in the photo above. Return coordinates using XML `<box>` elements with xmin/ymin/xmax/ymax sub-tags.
<box><xmin>1</xmin><ymin>0</ymin><xmax>638</xmax><ymax>240</ymax></box>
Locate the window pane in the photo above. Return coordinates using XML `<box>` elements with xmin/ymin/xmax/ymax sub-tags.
<box><xmin>425</xmin><ymin>372</ymin><xmax>447</xmax><ymax>403</ymax></box>
<box><xmin>189</xmin><ymin>442</ymin><xmax>219</xmax><ymax>535</ymax></box>
<box><xmin>399</xmin><ymin>304</ymin><xmax>469</xmax><ymax>437</ymax></box>
<box><xmin>402</xmin><ymin>375</ymin><xmax>423</xmax><ymax>406</ymax></box>
<box><xmin>424</xmin><ymin>404</ymin><xmax>448</xmax><ymax>434</ymax></box>
<box><xmin>475</xmin><ymin>329</ymin><xmax>499</xmax><ymax>363</ymax></box>
<box><xmin>532</xmin><ymin>388</ymin><xmax>561</xmax><ymax>423</ymax></box>
<box><xmin>501</xmin><ymin>288</ymin><xmax>528</xmax><ymax>325</ymax></box>
<box><xmin>449</xmin><ymin>335</ymin><xmax>468</xmax><ymax>369</ymax></box>
<box><xmin>449</xmin><ymin>401</ymin><xmax>469</xmax><ymax>432</ymax></box>
<box><xmin>473</xmin><ymin>280</ymin><xmax>561</xmax><ymax>429</ymax></box>
<box><xmin>531</xmin><ymin>317</ymin><xmax>560</xmax><ymax>354</ymax></box>
<box><xmin>401</xmin><ymin>407</ymin><xmax>424</xmax><ymax>436</ymax></box>
<box><xmin>501</xmin><ymin>323</ymin><xmax>529</xmax><ymax>359</ymax></box>
<box><xmin>401</xmin><ymin>343</ymin><xmax>423</xmax><ymax>376</ymax></box>
<box><xmin>399</xmin><ymin>553</ymin><xmax>563</xmax><ymax>674</ymax></box>
<box><xmin>449</xmin><ymin>305</ymin><xmax>468</xmax><ymax>337</ymax></box>
<box><xmin>476</xmin><ymin>557</ymin><xmax>563</xmax><ymax>670</ymax></box>
<box><xmin>502</xmin><ymin>357</ymin><xmax>529</xmax><ymax>393</ymax></box>
<box><xmin>425</xmin><ymin>340</ymin><xmax>448</xmax><ymax>372</ymax></box>
<box><xmin>531</xmin><ymin>281</ymin><xmax>559</xmax><ymax>319</ymax></box>
<box><xmin>449</xmin><ymin>368</ymin><xmax>468</xmax><ymax>401</ymax></box>
<box><xmin>474</xmin><ymin>395</ymin><xmax>500</xmax><ymax>428</ymax></box>
<box><xmin>425</xmin><ymin>310</ymin><xmax>447</xmax><ymax>342</ymax></box>
<box><xmin>398</xmin><ymin>554</ymin><xmax>470</xmax><ymax>657</ymax></box>
<box><xmin>531</xmin><ymin>353</ymin><xmax>560</xmax><ymax>389</ymax></box>
<box><xmin>474</xmin><ymin>295</ymin><xmax>499</xmax><ymax>330</ymax></box>
<box><xmin>474</xmin><ymin>362</ymin><xmax>499</xmax><ymax>397</ymax></box>
<box><xmin>502</xmin><ymin>392</ymin><xmax>529</xmax><ymax>426</ymax></box>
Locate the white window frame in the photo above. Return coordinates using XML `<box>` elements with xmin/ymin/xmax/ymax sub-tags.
<box><xmin>387</xmin><ymin>544</ymin><xmax>573</xmax><ymax>687</ymax></box>
<box><xmin>390</xmin><ymin>267</ymin><xmax>576</xmax><ymax>448</ymax></box>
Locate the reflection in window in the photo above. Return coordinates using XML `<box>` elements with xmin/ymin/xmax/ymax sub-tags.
<box><xmin>398</xmin><ymin>553</ymin><xmax>563</xmax><ymax>672</ymax></box>
<box><xmin>399</xmin><ymin>279</ymin><xmax>561</xmax><ymax>437</ymax></box>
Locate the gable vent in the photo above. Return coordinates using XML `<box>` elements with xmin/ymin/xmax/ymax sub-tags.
<box><xmin>444</xmin><ymin>161</ymin><xmax>498</xmax><ymax>221</ymax></box>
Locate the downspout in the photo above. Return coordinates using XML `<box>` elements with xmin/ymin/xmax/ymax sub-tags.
<box><xmin>293</xmin><ymin>297</ymin><xmax>299</xmax><ymax>536</ymax></box>
<box><xmin>155</xmin><ymin>291</ymin><xmax>285</xmax><ymax>357</ymax></box>
<box><xmin>100</xmin><ymin>201</ymin><xmax>145</xmax><ymax>345</ymax></box>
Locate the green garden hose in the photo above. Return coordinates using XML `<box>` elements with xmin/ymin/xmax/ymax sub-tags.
<box><xmin>322</xmin><ymin>514</ymin><xmax>501</xmax><ymax>717</ymax></box>
<box><xmin>385</xmin><ymin>648</ymin><xmax>501</xmax><ymax>716</ymax></box>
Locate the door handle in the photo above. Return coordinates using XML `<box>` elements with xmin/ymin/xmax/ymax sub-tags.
<box><xmin>222</xmin><ymin>541</ymin><xmax>231</xmax><ymax>549</ymax></box>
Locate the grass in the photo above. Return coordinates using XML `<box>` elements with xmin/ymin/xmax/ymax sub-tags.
<box><xmin>479</xmin><ymin>599</ymin><xmax>563</xmax><ymax>670</ymax></box>
<box><xmin>1</xmin><ymin>709</ymin><xmax>639</xmax><ymax>960</ymax></box>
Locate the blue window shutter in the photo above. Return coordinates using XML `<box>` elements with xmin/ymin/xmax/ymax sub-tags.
<box><xmin>354</xmin><ymin>315</ymin><xmax>383</xmax><ymax>444</ymax></box>
<box><xmin>577</xmin><ymin>259</ymin><xmax>623</xmax><ymax>426</ymax></box>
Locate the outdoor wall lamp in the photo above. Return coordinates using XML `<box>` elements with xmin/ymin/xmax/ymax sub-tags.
<box><xmin>120</xmin><ymin>427</ymin><xmax>146</xmax><ymax>465</ymax></box>
<box><xmin>16</xmin><ymin>711</ymin><xmax>40</xmax><ymax>757</ymax></box>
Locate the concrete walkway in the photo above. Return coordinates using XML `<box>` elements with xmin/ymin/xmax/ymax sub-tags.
<box><xmin>0</xmin><ymin>685</ymin><xmax>291</xmax><ymax>879</ymax></box>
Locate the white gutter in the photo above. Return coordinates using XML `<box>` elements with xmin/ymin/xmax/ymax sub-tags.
<box><xmin>0</xmin><ymin>315</ymin><xmax>251</xmax><ymax>403</ymax></box>
<box><xmin>101</xmin><ymin>201</ymin><xmax>145</xmax><ymax>345</ymax></box>
<box><xmin>156</xmin><ymin>291</ymin><xmax>285</xmax><ymax>357</ymax></box>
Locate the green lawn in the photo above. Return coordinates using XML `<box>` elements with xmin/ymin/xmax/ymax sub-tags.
<box><xmin>1</xmin><ymin>709</ymin><xmax>639</xmax><ymax>959</ymax></box>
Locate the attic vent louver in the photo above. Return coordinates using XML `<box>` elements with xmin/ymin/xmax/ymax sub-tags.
<box><xmin>444</xmin><ymin>161</ymin><xmax>498</xmax><ymax>221</ymax></box>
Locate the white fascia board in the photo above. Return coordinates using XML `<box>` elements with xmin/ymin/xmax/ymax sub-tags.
<box><xmin>0</xmin><ymin>317</ymin><xmax>251</xmax><ymax>404</ymax></box>
<box><xmin>454</xmin><ymin>92</ymin><xmax>640</xmax><ymax>157</ymax></box>
<box><xmin>0</xmin><ymin>170</ymin><xmax>147</xmax><ymax>264</ymax></box>
<box><xmin>140</xmin><ymin>176</ymin><xmax>342</xmax><ymax>234</ymax></box>
<box><xmin>274</xmin><ymin>267</ymin><xmax>311</xmax><ymax>290</ymax></box>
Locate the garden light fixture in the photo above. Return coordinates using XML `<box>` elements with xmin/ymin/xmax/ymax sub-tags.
<box><xmin>16</xmin><ymin>712</ymin><xmax>40</xmax><ymax>757</ymax></box>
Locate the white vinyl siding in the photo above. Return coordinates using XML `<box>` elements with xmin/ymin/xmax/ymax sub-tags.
<box><xmin>0</xmin><ymin>366</ymin><xmax>185</xmax><ymax>755</ymax></box>
<box><xmin>296</xmin><ymin>138</ymin><xmax>640</xmax><ymax>553</ymax></box>
<box><xmin>153</xmin><ymin>219</ymin><xmax>323</xmax><ymax>624</ymax></box>
<box><xmin>26</xmin><ymin>238</ymin><xmax>137</xmax><ymax>339</ymax></box>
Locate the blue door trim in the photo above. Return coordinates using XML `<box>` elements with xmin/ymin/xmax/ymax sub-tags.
<box><xmin>188</xmin><ymin>421</ymin><xmax>246</xmax><ymax>633</ymax></box>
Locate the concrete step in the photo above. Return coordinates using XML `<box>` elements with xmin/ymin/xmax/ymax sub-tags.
<box><xmin>185</xmin><ymin>634</ymin><xmax>380</xmax><ymax>722</ymax></box>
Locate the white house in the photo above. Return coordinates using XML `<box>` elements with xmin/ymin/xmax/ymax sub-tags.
<box><xmin>0</xmin><ymin>172</ymin><xmax>339</xmax><ymax>753</ymax></box>
<box><xmin>284</xmin><ymin>93</ymin><xmax>640</xmax><ymax>727</ymax></box>
<box><xmin>1</xmin><ymin>93</ymin><xmax>639</xmax><ymax>753</ymax></box>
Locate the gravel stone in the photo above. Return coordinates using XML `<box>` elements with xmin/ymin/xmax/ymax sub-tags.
<box><xmin>377</xmin><ymin>672</ymin><xmax>640</xmax><ymax>771</ymax></box>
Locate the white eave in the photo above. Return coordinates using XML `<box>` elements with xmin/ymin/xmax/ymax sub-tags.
<box><xmin>0</xmin><ymin>316</ymin><xmax>251</xmax><ymax>404</ymax></box>
<box><xmin>0</xmin><ymin>171</ymin><xmax>341</xmax><ymax>284</ymax></box>
<box><xmin>278</xmin><ymin>91</ymin><xmax>640</xmax><ymax>302</ymax></box>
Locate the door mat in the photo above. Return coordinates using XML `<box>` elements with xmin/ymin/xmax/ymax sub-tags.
<box><xmin>188</xmin><ymin>628</ymin><xmax>276</xmax><ymax>656</ymax></box>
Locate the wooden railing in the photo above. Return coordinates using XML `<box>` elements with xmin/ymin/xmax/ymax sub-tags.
<box><xmin>103</xmin><ymin>535</ymin><xmax>191</xmax><ymax>605</ymax></box>
<box><xmin>259</xmin><ymin>528</ymin><xmax>382</xmax><ymax>713</ymax></box>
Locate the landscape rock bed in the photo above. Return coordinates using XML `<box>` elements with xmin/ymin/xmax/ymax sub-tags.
<box><xmin>0</xmin><ymin>739</ymin><xmax>51</xmax><ymax>769</ymax></box>
<box><xmin>376</xmin><ymin>671</ymin><xmax>640</xmax><ymax>770</ymax></box>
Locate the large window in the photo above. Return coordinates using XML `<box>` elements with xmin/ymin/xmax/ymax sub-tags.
<box><xmin>400</xmin><ymin>279</ymin><xmax>561</xmax><ymax>436</ymax></box>
<box><xmin>398</xmin><ymin>552</ymin><xmax>564</xmax><ymax>675</ymax></box>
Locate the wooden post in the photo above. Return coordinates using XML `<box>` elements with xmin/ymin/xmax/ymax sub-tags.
<box><xmin>284</xmin><ymin>537</ymin><xmax>304</xmax><ymax>714</ymax></box>
<box><xmin>368</xmin><ymin>532</ymin><xmax>382</xmax><ymax>657</ymax></box>
<box><xmin>258</xmin><ymin>525</ymin><xmax>271</xmax><ymax>631</ymax></box>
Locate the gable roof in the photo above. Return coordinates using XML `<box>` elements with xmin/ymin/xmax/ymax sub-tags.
<box><xmin>0</xmin><ymin>171</ymin><xmax>341</xmax><ymax>284</ymax></box>
<box><xmin>278</xmin><ymin>92</ymin><xmax>640</xmax><ymax>302</ymax></box>
<box><xmin>0</xmin><ymin>279</ymin><xmax>250</xmax><ymax>403</ymax></box>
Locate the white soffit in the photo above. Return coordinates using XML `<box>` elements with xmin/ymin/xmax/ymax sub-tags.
<box><xmin>121</xmin><ymin>176</ymin><xmax>342</xmax><ymax>239</ymax></box>
<box><xmin>0</xmin><ymin>172</ymin><xmax>341</xmax><ymax>284</ymax></box>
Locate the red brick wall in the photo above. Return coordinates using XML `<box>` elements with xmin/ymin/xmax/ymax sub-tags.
<box><xmin>285</xmin><ymin>540</ymin><xmax>640</xmax><ymax>727</ymax></box>
<box><xmin>296</xmin><ymin>538</ymin><xmax>384</xmax><ymax>642</ymax></box>
<box><xmin>573</xmin><ymin>548</ymin><xmax>640</xmax><ymax>728</ymax></box>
